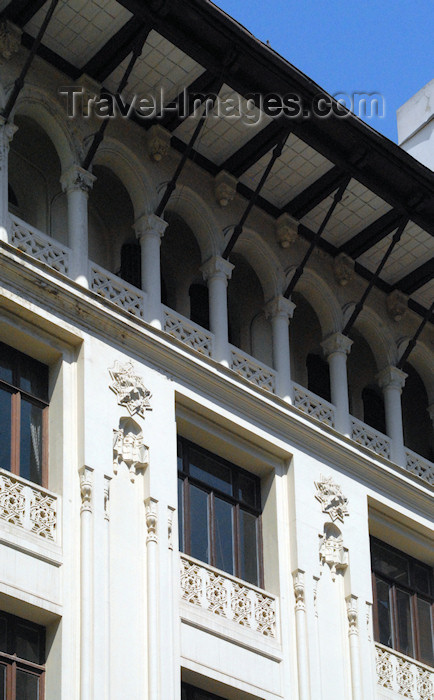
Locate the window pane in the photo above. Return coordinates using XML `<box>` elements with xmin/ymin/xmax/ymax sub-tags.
<box><xmin>190</xmin><ymin>485</ymin><xmax>209</xmax><ymax>564</ymax></box>
<box><xmin>16</xmin><ymin>623</ymin><xmax>41</xmax><ymax>664</ymax></box>
<box><xmin>396</xmin><ymin>589</ymin><xmax>414</xmax><ymax>657</ymax></box>
<box><xmin>0</xmin><ymin>344</ymin><xmax>13</xmax><ymax>383</ymax></box>
<box><xmin>16</xmin><ymin>669</ymin><xmax>39</xmax><ymax>700</ymax></box>
<box><xmin>414</xmin><ymin>564</ymin><xmax>431</xmax><ymax>596</ymax></box>
<box><xmin>214</xmin><ymin>497</ymin><xmax>234</xmax><ymax>575</ymax></box>
<box><xmin>239</xmin><ymin>510</ymin><xmax>259</xmax><ymax>586</ymax></box>
<box><xmin>20</xmin><ymin>400</ymin><xmax>43</xmax><ymax>484</ymax></box>
<box><xmin>237</xmin><ymin>473</ymin><xmax>257</xmax><ymax>508</ymax></box>
<box><xmin>375</xmin><ymin>577</ymin><xmax>393</xmax><ymax>647</ymax></box>
<box><xmin>189</xmin><ymin>449</ymin><xmax>232</xmax><ymax>495</ymax></box>
<box><xmin>18</xmin><ymin>354</ymin><xmax>48</xmax><ymax>401</ymax></box>
<box><xmin>0</xmin><ymin>665</ymin><xmax>5</xmax><ymax>700</ymax></box>
<box><xmin>0</xmin><ymin>388</ymin><xmax>11</xmax><ymax>471</ymax></box>
<box><xmin>178</xmin><ymin>478</ymin><xmax>184</xmax><ymax>552</ymax></box>
<box><xmin>0</xmin><ymin>617</ymin><xmax>7</xmax><ymax>652</ymax></box>
<box><xmin>417</xmin><ymin>598</ymin><xmax>434</xmax><ymax>666</ymax></box>
<box><xmin>371</xmin><ymin>542</ymin><xmax>410</xmax><ymax>586</ymax></box>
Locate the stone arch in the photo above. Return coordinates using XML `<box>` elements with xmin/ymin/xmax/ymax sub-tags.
<box><xmin>233</xmin><ymin>228</ymin><xmax>285</xmax><ymax>301</ymax></box>
<box><xmin>164</xmin><ymin>186</ymin><xmax>221</xmax><ymax>261</ymax></box>
<box><xmin>289</xmin><ymin>267</ymin><xmax>342</xmax><ymax>337</ymax></box>
<box><xmin>351</xmin><ymin>305</ymin><xmax>397</xmax><ymax>371</ymax></box>
<box><xmin>402</xmin><ymin>340</ymin><xmax>434</xmax><ymax>405</ymax></box>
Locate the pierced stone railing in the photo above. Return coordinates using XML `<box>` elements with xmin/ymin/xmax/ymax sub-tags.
<box><xmin>405</xmin><ymin>448</ymin><xmax>434</xmax><ymax>485</ymax></box>
<box><xmin>180</xmin><ymin>554</ymin><xmax>277</xmax><ymax>638</ymax></box>
<box><xmin>293</xmin><ymin>383</ymin><xmax>335</xmax><ymax>427</ymax></box>
<box><xmin>10</xmin><ymin>214</ymin><xmax>70</xmax><ymax>275</ymax></box>
<box><xmin>0</xmin><ymin>468</ymin><xmax>58</xmax><ymax>542</ymax></box>
<box><xmin>351</xmin><ymin>417</ymin><xmax>391</xmax><ymax>459</ymax></box>
<box><xmin>163</xmin><ymin>306</ymin><xmax>213</xmax><ymax>357</ymax></box>
<box><xmin>375</xmin><ymin>643</ymin><xmax>433</xmax><ymax>700</ymax></box>
<box><xmin>230</xmin><ymin>346</ymin><xmax>276</xmax><ymax>393</ymax></box>
<box><xmin>90</xmin><ymin>263</ymin><xmax>145</xmax><ymax>319</ymax></box>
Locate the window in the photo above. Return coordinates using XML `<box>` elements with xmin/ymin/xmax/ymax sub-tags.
<box><xmin>371</xmin><ymin>537</ymin><xmax>434</xmax><ymax>665</ymax></box>
<box><xmin>182</xmin><ymin>682</ymin><xmax>228</xmax><ymax>700</ymax></box>
<box><xmin>0</xmin><ymin>612</ymin><xmax>45</xmax><ymax>700</ymax></box>
<box><xmin>178</xmin><ymin>437</ymin><xmax>263</xmax><ymax>587</ymax></box>
<box><xmin>0</xmin><ymin>343</ymin><xmax>48</xmax><ymax>487</ymax></box>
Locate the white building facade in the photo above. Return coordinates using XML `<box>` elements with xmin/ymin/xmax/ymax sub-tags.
<box><xmin>0</xmin><ymin>2</ymin><xmax>432</xmax><ymax>700</ymax></box>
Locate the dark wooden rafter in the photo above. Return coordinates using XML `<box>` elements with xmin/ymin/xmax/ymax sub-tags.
<box><xmin>220</xmin><ymin>120</ymin><xmax>289</xmax><ymax>178</ymax></box>
<box><xmin>396</xmin><ymin>258</ymin><xmax>434</xmax><ymax>294</ymax></box>
<box><xmin>396</xmin><ymin>300</ymin><xmax>434</xmax><ymax>370</ymax></box>
<box><xmin>341</xmin><ymin>209</ymin><xmax>404</xmax><ymax>258</ymax></box>
<box><xmin>284</xmin><ymin>176</ymin><xmax>351</xmax><ymax>299</ymax></box>
<box><xmin>1</xmin><ymin>0</ymin><xmax>46</xmax><ymax>25</ymax></box>
<box><xmin>283</xmin><ymin>165</ymin><xmax>348</xmax><ymax>220</ymax></box>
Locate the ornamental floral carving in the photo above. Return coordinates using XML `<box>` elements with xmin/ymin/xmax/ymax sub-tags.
<box><xmin>0</xmin><ymin>20</ymin><xmax>21</xmax><ymax>60</ymax></box>
<box><xmin>275</xmin><ymin>213</ymin><xmax>298</xmax><ymax>248</ymax></box>
<box><xmin>319</xmin><ymin>522</ymin><xmax>348</xmax><ymax>580</ymax></box>
<box><xmin>109</xmin><ymin>361</ymin><xmax>152</xmax><ymax>417</ymax></box>
<box><xmin>113</xmin><ymin>418</ymin><xmax>149</xmax><ymax>482</ymax></box>
<box><xmin>386</xmin><ymin>289</ymin><xmax>408</xmax><ymax>322</ymax></box>
<box><xmin>214</xmin><ymin>170</ymin><xmax>237</xmax><ymax>207</ymax></box>
<box><xmin>333</xmin><ymin>252</ymin><xmax>354</xmax><ymax>286</ymax></box>
<box><xmin>314</xmin><ymin>474</ymin><xmax>349</xmax><ymax>522</ymax></box>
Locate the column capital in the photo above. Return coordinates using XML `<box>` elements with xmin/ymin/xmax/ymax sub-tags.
<box><xmin>144</xmin><ymin>496</ymin><xmax>158</xmax><ymax>544</ymax></box>
<box><xmin>321</xmin><ymin>332</ymin><xmax>353</xmax><ymax>358</ymax></box>
<box><xmin>200</xmin><ymin>255</ymin><xmax>234</xmax><ymax>282</ymax></box>
<box><xmin>0</xmin><ymin>117</ymin><xmax>17</xmax><ymax>160</ymax></box>
<box><xmin>376</xmin><ymin>365</ymin><xmax>407</xmax><ymax>392</ymax></box>
<box><xmin>79</xmin><ymin>465</ymin><xmax>94</xmax><ymax>514</ymax></box>
<box><xmin>134</xmin><ymin>213</ymin><xmax>168</xmax><ymax>240</ymax></box>
<box><xmin>265</xmin><ymin>294</ymin><xmax>296</xmax><ymax>321</ymax></box>
<box><xmin>61</xmin><ymin>164</ymin><xmax>95</xmax><ymax>194</ymax></box>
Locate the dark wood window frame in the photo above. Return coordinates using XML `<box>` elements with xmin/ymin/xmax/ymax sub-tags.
<box><xmin>371</xmin><ymin>536</ymin><xmax>434</xmax><ymax>666</ymax></box>
<box><xmin>0</xmin><ymin>343</ymin><xmax>49</xmax><ymax>487</ymax></box>
<box><xmin>178</xmin><ymin>436</ymin><xmax>264</xmax><ymax>588</ymax></box>
<box><xmin>0</xmin><ymin>611</ymin><xmax>45</xmax><ymax>700</ymax></box>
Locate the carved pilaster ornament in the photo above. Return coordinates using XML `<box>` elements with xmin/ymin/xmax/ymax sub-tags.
<box><xmin>214</xmin><ymin>170</ymin><xmax>237</xmax><ymax>207</ymax></box>
<box><xmin>376</xmin><ymin>365</ymin><xmax>407</xmax><ymax>393</ymax></box>
<box><xmin>200</xmin><ymin>255</ymin><xmax>234</xmax><ymax>284</ymax></box>
<box><xmin>346</xmin><ymin>595</ymin><xmax>359</xmax><ymax>636</ymax></box>
<box><xmin>314</xmin><ymin>474</ymin><xmax>349</xmax><ymax>523</ymax></box>
<box><xmin>79</xmin><ymin>466</ymin><xmax>94</xmax><ymax>514</ymax></box>
<box><xmin>0</xmin><ymin>20</ymin><xmax>22</xmax><ymax>60</ymax></box>
<box><xmin>264</xmin><ymin>295</ymin><xmax>296</xmax><ymax>321</ymax></box>
<box><xmin>147</xmin><ymin>124</ymin><xmax>171</xmax><ymax>162</ymax></box>
<box><xmin>61</xmin><ymin>165</ymin><xmax>95</xmax><ymax>194</ymax></box>
<box><xmin>334</xmin><ymin>252</ymin><xmax>355</xmax><ymax>286</ymax></box>
<box><xmin>386</xmin><ymin>289</ymin><xmax>408</xmax><ymax>322</ymax></box>
<box><xmin>319</xmin><ymin>523</ymin><xmax>348</xmax><ymax>580</ymax></box>
<box><xmin>109</xmin><ymin>361</ymin><xmax>152</xmax><ymax>418</ymax></box>
<box><xmin>275</xmin><ymin>213</ymin><xmax>298</xmax><ymax>248</ymax></box>
<box><xmin>134</xmin><ymin>212</ymin><xmax>168</xmax><ymax>241</ymax></box>
<box><xmin>292</xmin><ymin>570</ymin><xmax>306</xmax><ymax>612</ymax></box>
<box><xmin>103</xmin><ymin>475</ymin><xmax>111</xmax><ymax>521</ymax></box>
<box><xmin>313</xmin><ymin>576</ymin><xmax>319</xmax><ymax>618</ymax></box>
<box><xmin>113</xmin><ymin>427</ymin><xmax>149</xmax><ymax>481</ymax></box>
<box><xmin>168</xmin><ymin>506</ymin><xmax>175</xmax><ymax>550</ymax></box>
<box><xmin>145</xmin><ymin>497</ymin><xmax>158</xmax><ymax>544</ymax></box>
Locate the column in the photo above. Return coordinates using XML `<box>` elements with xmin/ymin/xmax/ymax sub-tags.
<box><xmin>135</xmin><ymin>213</ymin><xmax>168</xmax><ymax>329</ymax></box>
<box><xmin>346</xmin><ymin>595</ymin><xmax>363</xmax><ymax>700</ymax></box>
<box><xmin>292</xmin><ymin>570</ymin><xmax>311</xmax><ymax>700</ymax></box>
<box><xmin>61</xmin><ymin>165</ymin><xmax>95</xmax><ymax>287</ymax></box>
<box><xmin>0</xmin><ymin>117</ymin><xmax>17</xmax><ymax>243</ymax></box>
<box><xmin>265</xmin><ymin>295</ymin><xmax>296</xmax><ymax>402</ymax></box>
<box><xmin>200</xmin><ymin>255</ymin><xmax>234</xmax><ymax>365</ymax></box>
<box><xmin>79</xmin><ymin>466</ymin><xmax>94</xmax><ymax>700</ymax></box>
<box><xmin>145</xmin><ymin>497</ymin><xmax>159</xmax><ymax>700</ymax></box>
<box><xmin>103</xmin><ymin>476</ymin><xmax>111</xmax><ymax>700</ymax></box>
<box><xmin>321</xmin><ymin>332</ymin><xmax>353</xmax><ymax>436</ymax></box>
<box><xmin>377</xmin><ymin>366</ymin><xmax>407</xmax><ymax>466</ymax></box>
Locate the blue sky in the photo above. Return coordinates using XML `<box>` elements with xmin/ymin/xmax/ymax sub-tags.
<box><xmin>212</xmin><ymin>0</ymin><xmax>434</xmax><ymax>143</ymax></box>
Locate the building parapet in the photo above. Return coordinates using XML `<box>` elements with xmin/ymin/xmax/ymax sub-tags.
<box><xmin>0</xmin><ymin>468</ymin><xmax>59</xmax><ymax>543</ymax></box>
<box><xmin>375</xmin><ymin>643</ymin><xmax>433</xmax><ymax>700</ymax></box>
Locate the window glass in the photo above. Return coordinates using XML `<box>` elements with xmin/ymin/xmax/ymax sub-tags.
<box><xmin>189</xmin><ymin>449</ymin><xmax>232</xmax><ymax>495</ymax></box>
<box><xmin>190</xmin><ymin>485</ymin><xmax>209</xmax><ymax>563</ymax></box>
<box><xmin>237</xmin><ymin>473</ymin><xmax>256</xmax><ymax>508</ymax></box>
<box><xmin>0</xmin><ymin>389</ymin><xmax>11</xmax><ymax>471</ymax></box>
<box><xmin>178</xmin><ymin>478</ymin><xmax>184</xmax><ymax>552</ymax></box>
<box><xmin>372</xmin><ymin>541</ymin><xmax>410</xmax><ymax>586</ymax></box>
<box><xmin>20</xmin><ymin>401</ymin><xmax>43</xmax><ymax>485</ymax></box>
<box><xmin>19</xmin><ymin>355</ymin><xmax>48</xmax><ymax>400</ymax></box>
<box><xmin>16</xmin><ymin>623</ymin><xmax>41</xmax><ymax>664</ymax></box>
<box><xmin>375</xmin><ymin>577</ymin><xmax>393</xmax><ymax>647</ymax></box>
<box><xmin>239</xmin><ymin>510</ymin><xmax>258</xmax><ymax>585</ymax></box>
<box><xmin>0</xmin><ymin>619</ymin><xmax>6</xmax><ymax>652</ymax></box>
<box><xmin>396</xmin><ymin>589</ymin><xmax>414</xmax><ymax>657</ymax></box>
<box><xmin>0</xmin><ymin>345</ymin><xmax>13</xmax><ymax>384</ymax></box>
<box><xmin>0</xmin><ymin>665</ymin><xmax>5</xmax><ymax>700</ymax></box>
<box><xmin>414</xmin><ymin>563</ymin><xmax>431</xmax><ymax>596</ymax></box>
<box><xmin>16</xmin><ymin>669</ymin><xmax>39</xmax><ymax>700</ymax></box>
<box><xmin>417</xmin><ymin>598</ymin><xmax>434</xmax><ymax>666</ymax></box>
<box><xmin>214</xmin><ymin>497</ymin><xmax>234</xmax><ymax>575</ymax></box>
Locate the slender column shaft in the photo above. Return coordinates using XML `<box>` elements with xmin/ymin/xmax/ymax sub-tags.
<box><xmin>135</xmin><ymin>214</ymin><xmax>168</xmax><ymax>329</ymax></box>
<box><xmin>103</xmin><ymin>476</ymin><xmax>111</xmax><ymax>700</ymax></box>
<box><xmin>145</xmin><ymin>497</ymin><xmax>159</xmax><ymax>700</ymax></box>
<box><xmin>61</xmin><ymin>166</ymin><xmax>95</xmax><ymax>287</ymax></box>
<box><xmin>293</xmin><ymin>570</ymin><xmax>311</xmax><ymax>700</ymax></box>
<box><xmin>0</xmin><ymin>118</ymin><xmax>17</xmax><ymax>243</ymax></box>
<box><xmin>346</xmin><ymin>596</ymin><xmax>363</xmax><ymax>700</ymax></box>
<box><xmin>377</xmin><ymin>366</ymin><xmax>407</xmax><ymax>466</ymax></box>
<box><xmin>265</xmin><ymin>296</ymin><xmax>296</xmax><ymax>402</ymax></box>
<box><xmin>79</xmin><ymin>466</ymin><xmax>94</xmax><ymax>700</ymax></box>
<box><xmin>321</xmin><ymin>333</ymin><xmax>353</xmax><ymax>436</ymax></box>
<box><xmin>201</xmin><ymin>256</ymin><xmax>234</xmax><ymax>366</ymax></box>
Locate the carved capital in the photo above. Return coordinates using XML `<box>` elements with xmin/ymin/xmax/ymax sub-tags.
<box><xmin>265</xmin><ymin>294</ymin><xmax>296</xmax><ymax>321</ymax></box>
<box><xmin>61</xmin><ymin>165</ymin><xmax>95</xmax><ymax>194</ymax></box>
<box><xmin>386</xmin><ymin>289</ymin><xmax>408</xmax><ymax>322</ymax></box>
<box><xmin>103</xmin><ymin>475</ymin><xmax>111</xmax><ymax>521</ymax></box>
<box><xmin>147</xmin><ymin>124</ymin><xmax>171</xmax><ymax>162</ymax></box>
<box><xmin>200</xmin><ymin>255</ymin><xmax>234</xmax><ymax>283</ymax></box>
<box><xmin>109</xmin><ymin>361</ymin><xmax>152</xmax><ymax>418</ymax></box>
<box><xmin>321</xmin><ymin>332</ymin><xmax>353</xmax><ymax>359</ymax></box>
<box><xmin>275</xmin><ymin>213</ymin><xmax>298</xmax><ymax>248</ymax></box>
<box><xmin>376</xmin><ymin>365</ymin><xmax>407</xmax><ymax>393</ymax></box>
<box><xmin>79</xmin><ymin>466</ymin><xmax>94</xmax><ymax>514</ymax></box>
<box><xmin>0</xmin><ymin>20</ymin><xmax>22</xmax><ymax>60</ymax></box>
<box><xmin>0</xmin><ymin>116</ymin><xmax>18</xmax><ymax>160</ymax></box>
<box><xmin>134</xmin><ymin>213</ymin><xmax>168</xmax><ymax>240</ymax></box>
<box><xmin>333</xmin><ymin>253</ymin><xmax>354</xmax><ymax>286</ymax></box>
<box><xmin>292</xmin><ymin>569</ymin><xmax>305</xmax><ymax>611</ymax></box>
<box><xmin>145</xmin><ymin>497</ymin><xmax>158</xmax><ymax>544</ymax></box>
<box><xmin>214</xmin><ymin>170</ymin><xmax>237</xmax><ymax>207</ymax></box>
<box><xmin>346</xmin><ymin>595</ymin><xmax>359</xmax><ymax>636</ymax></box>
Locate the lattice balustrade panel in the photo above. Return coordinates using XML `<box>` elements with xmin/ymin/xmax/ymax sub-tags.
<box><xmin>405</xmin><ymin>448</ymin><xmax>434</xmax><ymax>485</ymax></box>
<box><xmin>90</xmin><ymin>264</ymin><xmax>145</xmax><ymax>319</ymax></box>
<box><xmin>351</xmin><ymin>417</ymin><xmax>391</xmax><ymax>459</ymax></box>
<box><xmin>375</xmin><ymin>644</ymin><xmax>434</xmax><ymax>700</ymax></box>
<box><xmin>180</xmin><ymin>554</ymin><xmax>277</xmax><ymax>638</ymax></box>
<box><xmin>230</xmin><ymin>348</ymin><xmax>276</xmax><ymax>393</ymax></box>
<box><xmin>10</xmin><ymin>214</ymin><xmax>69</xmax><ymax>274</ymax></box>
<box><xmin>293</xmin><ymin>383</ymin><xmax>335</xmax><ymax>427</ymax></box>
<box><xmin>163</xmin><ymin>308</ymin><xmax>213</xmax><ymax>356</ymax></box>
<box><xmin>0</xmin><ymin>469</ymin><xmax>58</xmax><ymax>542</ymax></box>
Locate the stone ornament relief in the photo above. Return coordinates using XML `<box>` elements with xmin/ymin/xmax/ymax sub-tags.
<box><xmin>113</xmin><ymin>418</ymin><xmax>149</xmax><ymax>482</ymax></box>
<box><xmin>109</xmin><ymin>361</ymin><xmax>152</xmax><ymax>418</ymax></box>
<box><xmin>314</xmin><ymin>474</ymin><xmax>349</xmax><ymax>523</ymax></box>
<box><xmin>319</xmin><ymin>522</ymin><xmax>348</xmax><ymax>580</ymax></box>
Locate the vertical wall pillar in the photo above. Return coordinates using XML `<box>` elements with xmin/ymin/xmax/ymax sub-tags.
<box><xmin>79</xmin><ymin>466</ymin><xmax>94</xmax><ymax>700</ymax></box>
<box><xmin>377</xmin><ymin>366</ymin><xmax>407</xmax><ymax>466</ymax></box>
<box><xmin>321</xmin><ymin>333</ymin><xmax>353</xmax><ymax>436</ymax></box>
<box><xmin>0</xmin><ymin>117</ymin><xmax>17</xmax><ymax>243</ymax></box>
<box><xmin>200</xmin><ymin>255</ymin><xmax>234</xmax><ymax>366</ymax></box>
<box><xmin>346</xmin><ymin>595</ymin><xmax>363</xmax><ymax>700</ymax></box>
<box><xmin>103</xmin><ymin>476</ymin><xmax>111</xmax><ymax>700</ymax></box>
<box><xmin>145</xmin><ymin>497</ymin><xmax>159</xmax><ymax>700</ymax></box>
<box><xmin>61</xmin><ymin>166</ymin><xmax>95</xmax><ymax>288</ymax></box>
<box><xmin>265</xmin><ymin>295</ymin><xmax>296</xmax><ymax>403</ymax></box>
<box><xmin>135</xmin><ymin>214</ymin><xmax>168</xmax><ymax>329</ymax></box>
<box><xmin>293</xmin><ymin>570</ymin><xmax>311</xmax><ymax>700</ymax></box>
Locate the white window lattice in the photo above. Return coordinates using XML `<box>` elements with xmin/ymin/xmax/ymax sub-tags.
<box><xmin>180</xmin><ymin>554</ymin><xmax>277</xmax><ymax>638</ymax></box>
<box><xmin>375</xmin><ymin>644</ymin><xmax>434</xmax><ymax>700</ymax></box>
<box><xmin>10</xmin><ymin>214</ymin><xmax>69</xmax><ymax>275</ymax></box>
<box><xmin>0</xmin><ymin>469</ymin><xmax>57</xmax><ymax>542</ymax></box>
<box><xmin>230</xmin><ymin>347</ymin><xmax>276</xmax><ymax>393</ymax></box>
<box><xmin>293</xmin><ymin>383</ymin><xmax>335</xmax><ymax>427</ymax></box>
<box><xmin>90</xmin><ymin>264</ymin><xmax>145</xmax><ymax>319</ymax></box>
<box><xmin>163</xmin><ymin>307</ymin><xmax>213</xmax><ymax>357</ymax></box>
<box><xmin>350</xmin><ymin>417</ymin><xmax>391</xmax><ymax>459</ymax></box>
<box><xmin>405</xmin><ymin>448</ymin><xmax>434</xmax><ymax>485</ymax></box>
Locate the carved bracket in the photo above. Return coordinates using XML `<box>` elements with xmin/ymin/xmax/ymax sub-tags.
<box><xmin>319</xmin><ymin>522</ymin><xmax>348</xmax><ymax>580</ymax></box>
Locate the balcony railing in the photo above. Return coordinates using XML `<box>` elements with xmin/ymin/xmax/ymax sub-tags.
<box><xmin>10</xmin><ymin>214</ymin><xmax>70</xmax><ymax>275</ymax></box>
<box><xmin>180</xmin><ymin>553</ymin><xmax>277</xmax><ymax>638</ymax></box>
<box><xmin>230</xmin><ymin>346</ymin><xmax>276</xmax><ymax>393</ymax></box>
<box><xmin>293</xmin><ymin>382</ymin><xmax>335</xmax><ymax>428</ymax></box>
<box><xmin>405</xmin><ymin>447</ymin><xmax>434</xmax><ymax>485</ymax></box>
<box><xmin>90</xmin><ymin>262</ymin><xmax>146</xmax><ymax>319</ymax></box>
<box><xmin>375</xmin><ymin>643</ymin><xmax>433</xmax><ymax>699</ymax></box>
<box><xmin>162</xmin><ymin>306</ymin><xmax>213</xmax><ymax>357</ymax></box>
<box><xmin>351</xmin><ymin>416</ymin><xmax>391</xmax><ymax>459</ymax></box>
<box><xmin>0</xmin><ymin>468</ymin><xmax>59</xmax><ymax>543</ymax></box>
